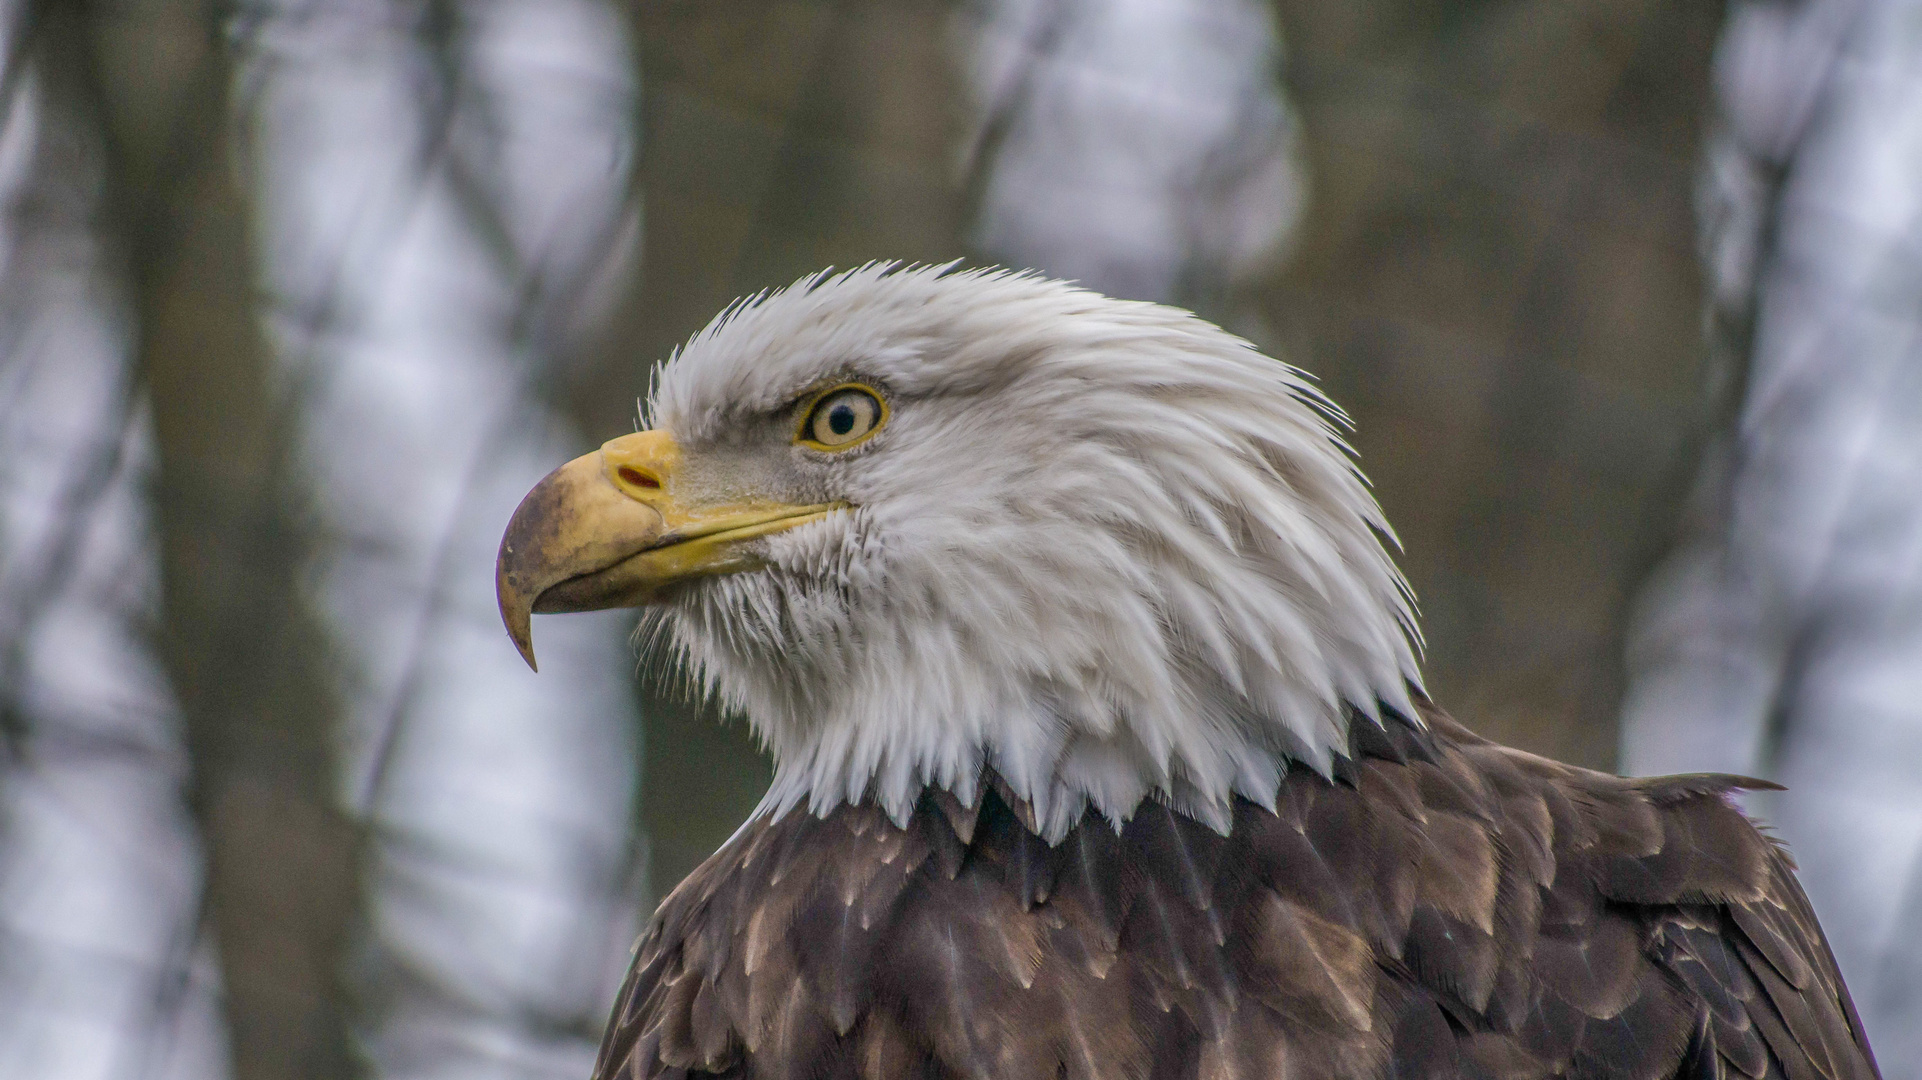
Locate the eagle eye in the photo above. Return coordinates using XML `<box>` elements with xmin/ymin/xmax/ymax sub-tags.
<box><xmin>797</xmin><ymin>384</ymin><xmax>886</xmax><ymax>451</ymax></box>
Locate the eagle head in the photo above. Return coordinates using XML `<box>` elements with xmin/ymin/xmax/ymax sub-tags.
<box><xmin>498</xmin><ymin>265</ymin><xmax>1421</xmax><ymax>840</ymax></box>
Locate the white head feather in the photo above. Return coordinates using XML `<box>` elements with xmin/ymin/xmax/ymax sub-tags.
<box><xmin>647</xmin><ymin>264</ymin><xmax>1423</xmax><ymax>841</ymax></box>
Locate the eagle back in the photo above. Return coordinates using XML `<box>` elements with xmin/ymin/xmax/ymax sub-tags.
<box><xmin>592</xmin><ymin>705</ymin><xmax>1878</xmax><ymax>1080</ymax></box>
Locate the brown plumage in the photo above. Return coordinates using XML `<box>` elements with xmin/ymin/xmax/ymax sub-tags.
<box><xmin>589</xmin><ymin>703</ymin><xmax>1877</xmax><ymax>1080</ymax></box>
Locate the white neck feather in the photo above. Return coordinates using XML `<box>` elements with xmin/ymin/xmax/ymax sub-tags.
<box><xmin>650</xmin><ymin>266</ymin><xmax>1424</xmax><ymax>843</ymax></box>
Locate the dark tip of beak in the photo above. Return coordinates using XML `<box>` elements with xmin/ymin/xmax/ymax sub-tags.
<box><xmin>497</xmin><ymin>542</ymin><xmax>541</xmax><ymax>673</ymax></box>
<box><xmin>497</xmin><ymin>463</ymin><xmax>581</xmax><ymax>673</ymax></box>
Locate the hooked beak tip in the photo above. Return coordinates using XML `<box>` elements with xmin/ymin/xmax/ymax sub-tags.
<box><xmin>497</xmin><ymin>557</ymin><xmax>541</xmax><ymax>673</ymax></box>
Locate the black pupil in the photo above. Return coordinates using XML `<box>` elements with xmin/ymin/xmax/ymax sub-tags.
<box><xmin>828</xmin><ymin>401</ymin><xmax>857</xmax><ymax>436</ymax></box>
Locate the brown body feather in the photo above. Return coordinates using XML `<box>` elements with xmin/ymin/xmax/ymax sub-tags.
<box><xmin>592</xmin><ymin>705</ymin><xmax>1879</xmax><ymax>1080</ymax></box>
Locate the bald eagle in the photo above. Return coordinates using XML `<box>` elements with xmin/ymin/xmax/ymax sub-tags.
<box><xmin>497</xmin><ymin>266</ymin><xmax>1877</xmax><ymax>1080</ymax></box>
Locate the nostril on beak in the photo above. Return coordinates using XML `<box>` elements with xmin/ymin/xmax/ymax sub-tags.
<box><xmin>618</xmin><ymin>466</ymin><xmax>661</xmax><ymax>490</ymax></box>
<box><xmin>601</xmin><ymin>430</ymin><xmax>678</xmax><ymax>497</ymax></box>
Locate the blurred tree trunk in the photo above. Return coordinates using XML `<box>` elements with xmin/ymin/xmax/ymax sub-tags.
<box><xmin>1263</xmin><ymin>0</ymin><xmax>1724</xmax><ymax>769</ymax></box>
<box><xmin>55</xmin><ymin>1</ymin><xmax>359</xmax><ymax>1077</ymax></box>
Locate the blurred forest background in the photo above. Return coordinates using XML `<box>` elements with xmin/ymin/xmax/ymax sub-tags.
<box><xmin>6</xmin><ymin>0</ymin><xmax>1922</xmax><ymax>1078</ymax></box>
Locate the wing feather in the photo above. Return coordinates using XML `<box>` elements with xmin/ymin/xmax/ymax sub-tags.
<box><xmin>588</xmin><ymin>706</ymin><xmax>1879</xmax><ymax>1080</ymax></box>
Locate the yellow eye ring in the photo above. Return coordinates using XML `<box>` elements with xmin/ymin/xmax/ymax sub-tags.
<box><xmin>795</xmin><ymin>383</ymin><xmax>888</xmax><ymax>451</ymax></box>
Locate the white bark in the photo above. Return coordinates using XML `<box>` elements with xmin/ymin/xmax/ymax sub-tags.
<box><xmin>1622</xmin><ymin>1</ymin><xmax>1922</xmax><ymax>1071</ymax></box>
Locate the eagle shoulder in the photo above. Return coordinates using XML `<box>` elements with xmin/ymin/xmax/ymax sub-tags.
<box><xmin>591</xmin><ymin>706</ymin><xmax>1879</xmax><ymax>1080</ymax></box>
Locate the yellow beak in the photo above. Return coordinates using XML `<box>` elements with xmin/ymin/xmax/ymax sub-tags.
<box><xmin>495</xmin><ymin>430</ymin><xmax>840</xmax><ymax>670</ymax></box>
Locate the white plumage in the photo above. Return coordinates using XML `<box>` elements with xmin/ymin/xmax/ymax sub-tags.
<box><xmin>644</xmin><ymin>264</ymin><xmax>1423</xmax><ymax>840</ymax></box>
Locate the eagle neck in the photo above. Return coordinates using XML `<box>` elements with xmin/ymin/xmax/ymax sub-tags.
<box><xmin>749</xmin><ymin>687</ymin><xmax>1403</xmax><ymax>844</ymax></box>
